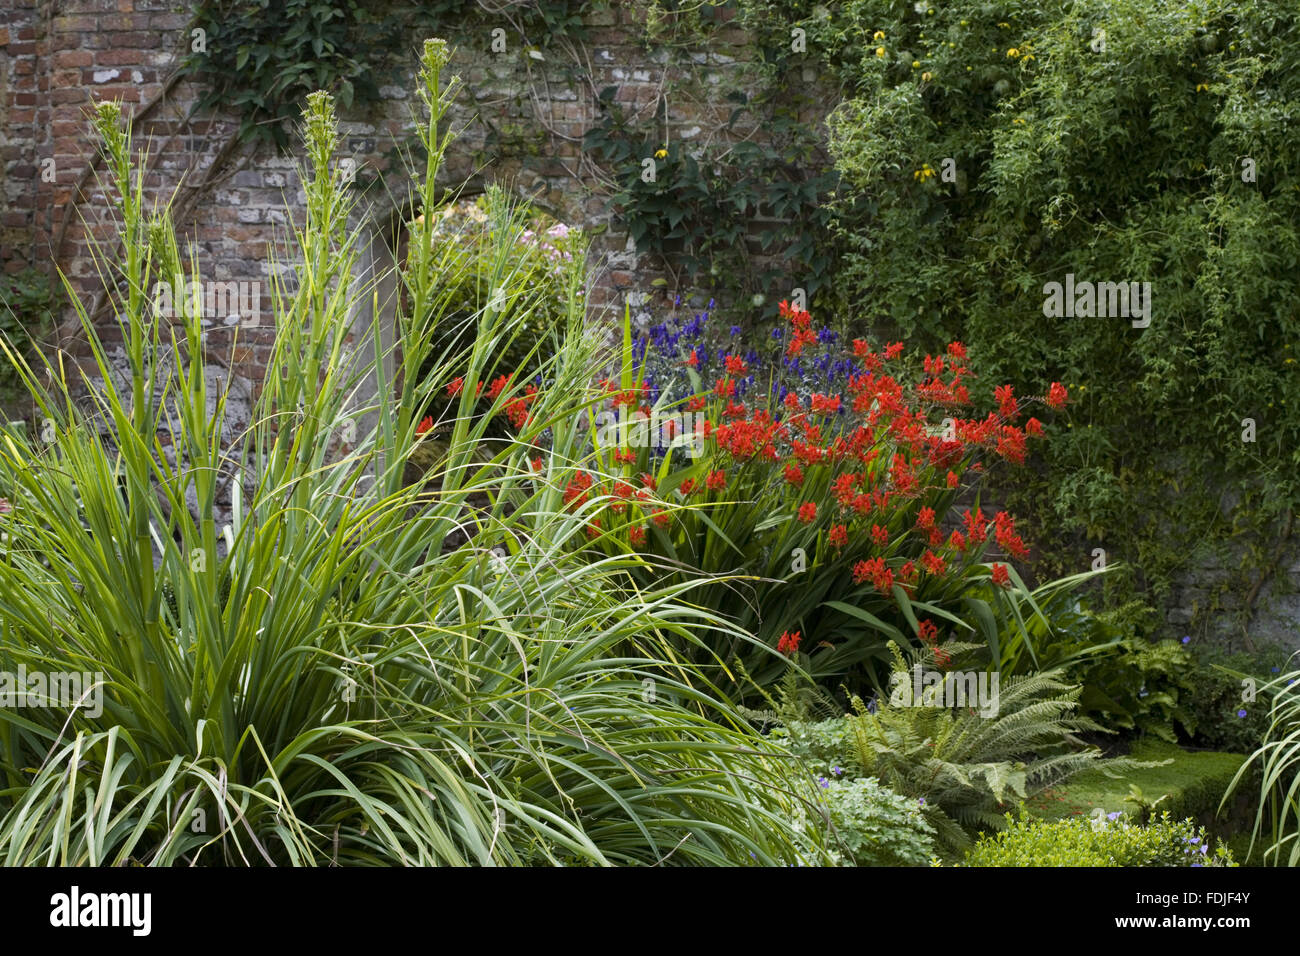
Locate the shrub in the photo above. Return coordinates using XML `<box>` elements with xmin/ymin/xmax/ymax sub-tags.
<box><xmin>819</xmin><ymin>775</ymin><xmax>936</xmax><ymax>866</ymax></box>
<box><xmin>787</xmin><ymin>0</ymin><xmax>1300</xmax><ymax>620</ymax></box>
<box><xmin>0</xmin><ymin>42</ymin><xmax>826</xmax><ymax>867</ymax></box>
<box><xmin>963</xmin><ymin>810</ymin><xmax>1237</xmax><ymax>867</ymax></box>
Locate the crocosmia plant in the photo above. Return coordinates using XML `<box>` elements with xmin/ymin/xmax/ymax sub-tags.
<box><xmin>552</xmin><ymin>297</ymin><xmax>1079</xmax><ymax>699</ymax></box>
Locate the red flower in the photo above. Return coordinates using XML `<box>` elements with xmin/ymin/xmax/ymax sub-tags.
<box><xmin>640</xmin><ymin>473</ymin><xmax>658</xmax><ymax>491</ymax></box>
<box><xmin>921</xmin><ymin>550</ymin><xmax>947</xmax><ymax>576</ymax></box>
<box><xmin>651</xmin><ymin>509</ymin><xmax>671</xmax><ymax>528</ymax></box>
<box><xmin>724</xmin><ymin>354</ymin><xmax>749</xmax><ymax>376</ymax></box>
<box><xmin>487</xmin><ymin>374</ymin><xmax>511</xmax><ymax>400</ymax></box>
<box><xmin>934</xmin><ymin>646</ymin><xmax>952</xmax><ymax>668</ymax></box>
<box><xmin>948</xmin><ymin>529</ymin><xmax>967</xmax><ymax>551</ymax></box>
<box><xmin>947</xmin><ymin>470</ymin><xmax>959</xmax><ymax>488</ymax></box>
<box><xmin>915</xmin><ymin>506</ymin><xmax>937</xmax><ymax>531</ymax></box>
<box><xmin>853</xmin><ymin>557</ymin><xmax>895</xmax><ymax>593</ymax></box>
<box><xmin>706</xmin><ymin>469</ymin><xmax>727</xmax><ymax>491</ymax></box>
<box><xmin>884</xmin><ymin>342</ymin><xmax>904</xmax><ymax>360</ymax></box>
<box><xmin>784</xmin><ymin>464</ymin><xmax>804</xmax><ymax>486</ymax></box>
<box><xmin>713</xmin><ymin>377</ymin><xmax>737</xmax><ymax>399</ymax></box>
<box><xmin>784</xmin><ymin>392</ymin><xmax>803</xmax><ymax>411</ymax></box>
<box><xmin>613</xmin><ymin>448</ymin><xmax>637</xmax><ymax>464</ymax></box>
<box><xmin>629</xmin><ymin>524</ymin><xmax>646</xmax><ymax>546</ymax></box>
<box><xmin>1025</xmin><ymin>417</ymin><xmax>1044</xmax><ymax>438</ymax></box>
<box><xmin>797</xmin><ymin>501</ymin><xmax>817</xmax><ymax>524</ymax></box>
<box><xmin>586</xmin><ymin>518</ymin><xmax>603</xmax><ymax>539</ymax></box>
<box><xmin>1046</xmin><ymin>382</ymin><xmax>1068</xmax><ymax>409</ymax></box>
<box><xmin>687</xmin><ymin>395</ymin><xmax>707</xmax><ymax>412</ymax></box>
<box><xmin>447</xmin><ymin>377</ymin><xmax>464</xmax><ymax>397</ymax></box>
<box><xmin>871</xmin><ymin>524</ymin><xmax>889</xmax><ymax>547</ymax></box>
<box><xmin>829</xmin><ymin>523</ymin><xmax>848</xmax><ymax>548</ymax></box>
<box><xmin>416</xmin><ymin>416</ymin><xmax>434</xmax><ymax>436</ymax></box>
<box><xmin>530</xmin><ymin>456</ymin><xmax>543</xmax><ymax>472</ymax></box>
<box><xmin>811</xmin><ymin>393</ymin><xmax>842</xmax><ymax>416</ymax></box>
<box><xmin>679</xmin><ymin>478</ymin><xmax>696</xmax><ymax>496</ymax></box>
<box><xmin>991</xmin><ymin>563</ymin><xmax>1011</xmax><ymax>588</ymax></box>
<box><xmin>947</xmin><ymin>341</ymin><xmax>967</xmax><ymax>360</ymax></box>
<box><xmin>918</xmin><ymin>620</ymin><xmax>939</xmax><ymax>644</ymax></box>
<box><xmin>777</xmin><ymin>630</ymin><xmax>802</xmax><ymax>655</ymax></box>
<box><xmin>685</xmin><ymin>349</ymin><xmax>700</xmax><ymax>367</ymax></box>
<box><xmin>995</xmin><ymin>384</ymin><xmax>1017</xmax><ymax>419</ymax></box>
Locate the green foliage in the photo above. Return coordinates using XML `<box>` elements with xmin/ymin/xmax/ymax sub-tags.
<box><xmin>182</xmin><ymin>1</ymin><xmax>597</xmax><ymax>148</ymax></box>
<box><xmin>773</xmin><ymin>645</ymin><xmax>1113</xmax><ymax>853</ymax></box>
<box><xmin>778</xmin><ymin>0</ymin><xmax>1300</xmax><ymax>620</ymax></box>
<box><xmin>0</xmin><ymin>269</ymin><xmax>57</xmax><ymax>404</ymax></box>
<box><xmin>963</xmin><ymin>810</ymin><xmax>1237</xmax><ymax>867</ymax></box>
<box><xmin>1226</xmin><ymin>664</ymin><xmax>1300</xmax><ymax>866</ymax></box>
<box><xmin>0</xmin><ymin>44</ymin><xmax>826</xmax><ymax>867</ymax></box>
<box><xmin>1180</xmin><ymin>644</ymin><xmax>1289</xmax><ymax>752</ymax></box>
<box><xmin>819</xmin><ymin>775</ymin><xmax>937</xmax><ymax>866</ymax></box>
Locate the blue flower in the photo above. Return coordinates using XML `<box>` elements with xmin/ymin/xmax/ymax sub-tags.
<box><xmin>1238</xmin><ymin>709</ymin><xmax>1247</xmax><ymax>718</ymax></box>
<box><xmin>817</xmin><ymin>776</ymin><xmax>829</xmax><ymax>789</ymax></box>
<box><xmin>1181</xmin><ymin>636</ymin><xmax>1191</xmax><ymax>644</ymax></box>
<box><xmin>730</xmin><ymin>325</ymin><xmax>742</xmax><ymax>337</ymax></box>
<box><xmin>831</xmin><ymin>766</ymin><xmax>844</xmax><ymax>776</ymax></box>
<box><xmin>1272</xmin><ymin>666</ymin><xmax>1280</xmax><ymax>673</ymax></box>
<box><xmin>772</xmin><ymin>328</ymin><xmax>784</xmax><ymax>340</ymax></box>
<box><xmin>917</xmin><ymin>797</ymin><xmax>926</xmax><ymax>806</ymax></box>
<box><xmin>1107</xmin><ymin>811</ymin><xmax>1121</xmax><ymax>821</ymax></box>
<box><xmin>817</xmin><ymin>327</ymin><xmax>838</xmax><ymax>344</ymax></box>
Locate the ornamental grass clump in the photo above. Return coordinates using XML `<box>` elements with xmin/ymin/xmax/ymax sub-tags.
<box><xmin>0</xmin><ymin>40</ymin><xmax>826</xmax><ymax>867</ymax></box>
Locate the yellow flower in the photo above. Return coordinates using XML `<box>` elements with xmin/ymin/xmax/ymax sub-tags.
<box><xmin>873</xmin><ymin>30</ymin><xmax>885</xmax><ymax>40</ymax></box>
<box><xmin>912</xmin><ymin>60</ymin><xmax>921</xmax><ymax>68</ymax></box>
<box><xmin>1195</xmin><ymin>82</ymin><xmax>1209</xmax><ymax>92</ymax></box>
<box><xmin>922</xmin><ymin>71</ymin><xmax>933</xmax><ymax>82</ymax></box>
<box><xmin>1007</xmin><ymin>48</ymin><xmax>1020</xmax><ymax>58</ymax></box>
<box><xmin>998</xmin><ymin>22</ymin><xmax>1010</xmax><ymax>28</ymax></box>
<box><xmin>654</xmin><ymin>148</ymin><xmax>667</xmax><ymax>159</ymax></box>
<box><xmin>914</xmin><ymin>164</ymin><xmax>935</xmax><ymax>182</ymax></box>
<box><xmin>876</xmin><ymin>46</ymin><xmax>886</xmax><ymax>58</ymax></box>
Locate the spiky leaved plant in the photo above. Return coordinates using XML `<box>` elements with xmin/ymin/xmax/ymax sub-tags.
<box><xmin>0</xmin><ymin>40</ymin><xmax>827</xmax><ymax>866</ymax></box>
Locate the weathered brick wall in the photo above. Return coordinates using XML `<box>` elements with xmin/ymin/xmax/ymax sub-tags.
<box><xmin>1</xmin><ymin>0</ymin><xmax>790</xmax><ymax>389</ymax></box>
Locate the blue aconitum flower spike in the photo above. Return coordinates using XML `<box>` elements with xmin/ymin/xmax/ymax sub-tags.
<box><xmin>730</xmin><ymin>325</ymin><xmax>742</xmax><ymax>336</ymax></box>
<box><xmin>772</xmin><ymin>328</ymin><xmax>783</xmax><ymax>340</ymax></box>
<box><xmin>708</xmin><ymin>298</ymin><xmax>714</xmax><ymax>309</ymax></box>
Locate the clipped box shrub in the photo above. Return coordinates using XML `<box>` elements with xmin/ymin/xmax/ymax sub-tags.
<box><xmin>963</xmin><ymin>811</ymin><xmax>1237</xmax><ymax>867</ymax></box>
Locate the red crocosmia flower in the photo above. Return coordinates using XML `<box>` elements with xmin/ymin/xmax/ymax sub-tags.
<box><xmin>629</xmin><ymin>524</ymin><xmax>646</xmax><ymax>546</ymax></box>
<box><xmin>947</xmin><ymin>341</ymin><xmax>967</xmax><ymax>360</ymax></box>
<box><xmin>614</xmin><ymin>448</ymin><xmax>637</xmax><ymax>464</ymax></box>
<box><xmin>562</xmin><ymin>470</ymin><xmax>594</xmax><ymax>508</ymax></box>
<box><xmin>797</xmin><ymin>501</ymin><xmax>817</xmax><ymax>524</ymax></box>
<box><xmin>777</xmin><ymin>630</ymin><xmax>802</xmax><ymax>655</ymax></box>
<box><xmin>934</xmin><ymin>646</ymin><xmax>952</xmax><ymax>669</ymax></box>
<box><xmin>706</xmin><ymin>469</ymin><xmax>727</xmax><ymax>491</ymax></box>
<box><xmin>723</xmin><ymin>400</ymin><xmax>747</xmax><ymax>419</ymax></box>
<box><xmin>884</xmin><ymin>342</ymin><xmax>904</xmax><ymax>360</ymax></box>
<box><xmin>530</xmin><ymin>457</ymin><xmax>543</xmax><ymax>472</ymax></box>
<box><xmin>994</xmin><ymin>511</ymin><xmax>1030</xmax><ymax>559</ymax></box>
<box><xmin>586</xmin><ymin>519</ymin><xmax>602</xmax><ymax>539</ymax></box>
<box><xmin>487</xmin><ymin>374</ymin><xmax>511</xmax><ymax>400</ymax></box>
<box><xmin>687</xmin><ymin>395</ymin><xmax>706</xmax><ymax>412</ymax></box>
<box><xmin>964</xmin><ymin>507</ymin><xmax>988</xmax><ymax>544</ymax></box>
<box><xmin>853</xmin><ymin>338</ymin><xmax>870</xmax><ymax>358</ymax></box>
<box><xmin>901</xmin><ymin>560</ymin><xmax>917</xmax><ymax>581</ymax></box>
<box><xmin>784</xmin><ymin>392</ymin><xmax>803</xmax><ymax>411</ymax></box>
<box><xmin>447</xmin><ymin>377</ymin><xmax>464</xmax><ymax>397</ymax></box>
<box><xmin>918</xmin><ymin>620</ymin><xmax>939</xmax><ymax>644</ymax></box>
<box><xmin>612</xmin><ymin>480</ymin><xmax>635</xmax><ymax>499</ymax></box>
<box><xmin>921</xmin><ymin>550</ymin><xmax>947</xmax><ymax>576</ymax></box>
<box><xmin>724</xmin><ymin>354</ymin><xmax>749</xmax><ymax>376</ymax></box>
<box><xmin>929</xmin><ymin>527</ymin><xmax>945</xmax><ymax>547</ymax></box>
<box><xmin>991</xmin><ymin>563</ymin><xmax>1012</xmax><ymax>588</ymax></box>
<box><xmin>915</xmin><ymin>506</ymin><xmax>937</xmax><ymax>531</ymax></box>
<box><xmin>997</xmin><ymin>426</ymin><xmax>1027</xmax><ymax>465</ymax></box>
<box><xmin>829</xmin><ymin>523</ymin><xmax>848</xmax><ymax>548</ymax></box>
<box><xmin>853</xmin><ymin>557</ymin><xmax>895</xmax><ymax>593</ymax></box>
<box><xmin>1046</xmin><ymin>382</ymin><xmax>1068</xmax><ymax>409</ymax></box>
<box><xmin>640</xmin><ymin>473</ymin><xmax>658</xmax><ymax>491</ymax></box>
<box><xmin>949</xmin><ymin>529</ymin><xmax>967</xmax><ymax>551</ymax></box>
<box><xmin>651</xmin><ymin>509</ymin><xmax>671</xmax><ymax>528</ymax></box>
<box><xmin>871</xmin><ymin>524</ymin><xmax>889</xmax><ymax>547</ymax></box>
<box><xmin>475</xmin><ymin>380</ymin><xmax>484</xmax><ymax>397</ymax></box>
<box><xmin>1025</xmin><ymin>417</ymin><xmax>1044</xmax><ymax>438</ymax></box>
<box><xmin>995</xmin><ymin>384</ymin><xmax>1017</xmax><ymax>419</ymax></box>
<box><xmin>778</xmin><ymin>299</ymin><xmax>791</xmax><ymax>317</ymax></box>
<box><xmin>786</xmin><ymin>327</ymin><xmax>818</xmax><ymax>356</ymax></box>
<box><xmin>811</xmin><ymin>393</ymin><xmax>842</xmax><ymax>416</ymax></box>
<box><xmin>783</xmin><ymin>464</ymin><xmax>804</xmax><ymax>486</ymax></box>
<box><xmin>832</xmin><ymin>473</ymin><xmax>858</xmax><ymax>508</ymax></box>
<box><xmin>679</xmin><ymin>478</ymin><xmax>696</xmax><ymax>496</ymax></box>
<box><xmin>947</xmin><ymin>470</ymin><xmax>960</xmax><ymax>488</ymax></box>
<box><xmin>415</xmin><ymin>416</ymin><xmax>434</xmax><ymax>436</ymax></box>
<box><xmin>685</xmin><ymin>349</ymin><xmax>699</xmax><ymax>368</ymax></box>
<box><xmin>713</xmin><ymin>377</ymin><xmax>737</xmax><ymax>399</ymax></box>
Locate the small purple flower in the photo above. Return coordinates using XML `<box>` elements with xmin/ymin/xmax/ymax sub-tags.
<box><xmin>771</xmin><ymin>328</ymin><xmax>784</xmax><ymax>340</ymax></box>
<box><xmin>1238</xmin><ymin>709</ymin><xmax>1248</xmax><ymax>718</ymax></box>
<box><xmin>1107</xmin><ymin>811</ymin><xmax>1121</xmax><ymax>821</ymax></box>
<box><xmin>817</xmin><ymin>776</ymin><xmax>829</xmax><ymax>789</ymax></box>
<box><xmin>729</xmin><ymin>325</ymin><xmax>742</xmax><ymax>337</ymax></box>
<box><xmin>1201</xmin><ymin>844</ymin><xmax>1208</xmax><ymax>855</ymax></box>
<box><xmin>1181</xmin><ymin>636</ymin><xmax>1191</xmax><ymax>644</ymax></box>
<box><xmin>1272</xmin><ymin>666</ymin><xmax>1280</xmax><ymax>673</ymax></box>
<box><xmin>917</xmin><ymin>797</ymin><xmax>926</xmax><ymax>807</ymax></box>
<box><xmin>831</xmin><ymin>766</ymin><xmax>844</xmax><ymax>777</ymax></box>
